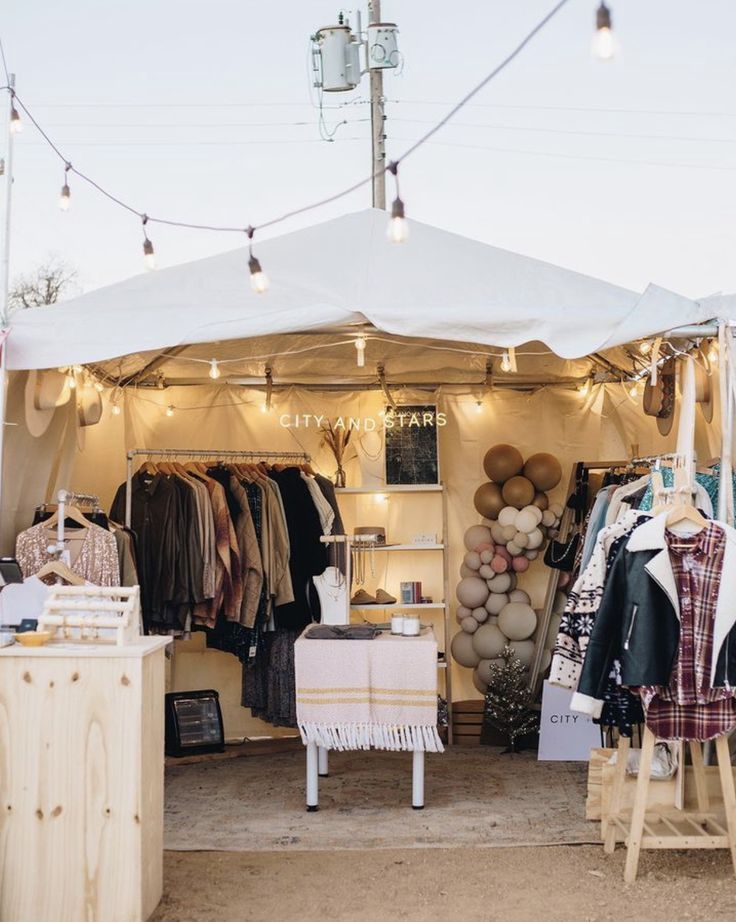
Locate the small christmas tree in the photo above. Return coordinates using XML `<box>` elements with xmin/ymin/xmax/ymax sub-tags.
<box><xmin>481</xmin><ymin>646</ymin><xmax>539</xmax><ymax>752</ymax></box>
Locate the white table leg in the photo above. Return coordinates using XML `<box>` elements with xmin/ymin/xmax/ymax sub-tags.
<box><xmin>412</xmin><ymin>749</ymin><xmax>425</xmax><ymax>810</ymax></box>
<box><xmin>318</xmin><ymin>745</ymin><xmax>329</xmax><ymax>777</ymax></box>
<box><xmin>306</xmin><ymin>741</ymin><xmax>319</xmax><ymax>812</ymax></box>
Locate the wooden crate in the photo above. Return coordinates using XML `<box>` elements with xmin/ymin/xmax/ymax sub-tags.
<box><xmin>451</xmin><ymin>699</ymin><xmax>484</xmax><ymax>745</ymax></box>
<box><xmin>0</xmin><ymin>637</ymin><xmax>170</xmax><ymax>922</ymax></box>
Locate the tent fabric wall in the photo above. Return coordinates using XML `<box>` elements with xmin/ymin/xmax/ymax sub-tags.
<box><xmin>11</xmin><ymin>379</ymin><xmax>707</xmax><ymax>739</ymax></box>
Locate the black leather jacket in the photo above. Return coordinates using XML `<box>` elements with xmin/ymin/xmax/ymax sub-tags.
<box><xmin>578</xmin><ymin>536</ymin><xmax>736</xmax><ymax>702</ymax></box>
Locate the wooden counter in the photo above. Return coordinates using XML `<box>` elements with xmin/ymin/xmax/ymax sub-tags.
<box><xmin>0</xmin><ymin>636</ymin><xmax>171</xmax><ymax>922</ymax></box>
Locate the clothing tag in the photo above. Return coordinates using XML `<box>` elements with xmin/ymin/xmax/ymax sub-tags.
<box><xmin>248</xmin><ymin>642</ymin><xmax>257</xmax><ymax>660</ymax></box>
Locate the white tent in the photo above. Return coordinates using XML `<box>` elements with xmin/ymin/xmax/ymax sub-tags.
<box><xmin>4</xmin><ymin>208</ymin><xmax>712</xmax><ymax>371</ymax></box>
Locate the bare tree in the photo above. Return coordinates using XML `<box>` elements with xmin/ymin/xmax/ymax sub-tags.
<box><xmin>9</xmin><ymin>257</ymin><xmax>79</xmax><ymax>311</ymax></box>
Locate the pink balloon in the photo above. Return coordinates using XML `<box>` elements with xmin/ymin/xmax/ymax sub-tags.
<box><xmin>512</xmin><ymin>556</ymin><xmax>530</xmax><ymax>573</ymax></box>
<box><xmin>475</xmin><ymin>542</ymin><xmax>494</xmax><ymax>554</ymax></box>
<box><xmin>496</xmin><ymin>546</ymin><xmax>512</xmax><ymax>563</ymax></box>
<box><xmin>491</xmin><ymin>555</ymin><xmax>509</xmax><ymax>573</ymax></box>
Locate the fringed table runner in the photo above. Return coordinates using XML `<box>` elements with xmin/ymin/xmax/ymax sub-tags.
<box><xmin>295</xmin><ymin>627</ymin><xmax>443</xmax><ymax>753</ymax></box>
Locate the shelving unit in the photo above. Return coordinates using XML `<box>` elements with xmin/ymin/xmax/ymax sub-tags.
<box><xmin>336</xmin><ymin>484</ymin><xmax>453</xmax><ymax>743</ymax></box>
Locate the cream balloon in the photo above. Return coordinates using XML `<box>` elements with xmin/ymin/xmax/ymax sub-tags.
<box><xmin>472</xmin><ymin>606</ymin><xmax>489</xmax><ymax>623</ymax></box>
<box><xmin>526</xmin><ymin>550</ymin><xmax>539</xmax><ymax>561</ymax></box>
<box><xmin>546</xmin><ymin>613</ymin><xmax>562</xmax><ymax>649</ymax></box>
<box><xmin>549</xmin><ymin>503</ymin><xmax>564</xmax><ymax>518</ymax></box>
<box><xmin>478</xmin><ymin>564</ymin><xmax>495</xmax><ymax>579</ymax></box>
<box><xmin>497</xmin><ymin>506</ymin><xmax>518</xmax><ymax>528</ymax></box>
<box><xmin>508</xmin><ymin>589</ymin><xmax>531</xmax><ymax>605</ymax></box>
<box><xmin>490</xmin><ymin>523</ymin><xmax>507</xmax><ymax>545</ymax></box>
<box><xmin>542</xmin><ymin>510</ymin><xmax>556</xmax><ymax>528</ymax></box>
<box><xmin>472</xmin><ymin>623</ymin><xmax>508</xmax><ymax>659</ymax></box>
<box><xmin>487</xmin><ymin>572</ymin><xmax>513</xmax><ymax>594</ymax></box>
<box><xmin>451</xmin><ymin>631</ymin><xmax>481</xmax><ymax>668</ymax></box>
<box><xmin>480</xmin><ymin>549</ymin><xmax>495</xmax><ymax>565</ymax></box>
<box><xmin>456</xmin><ymin>577</ymin><xmax>490</xmax><ymax>609</ymax></box>
<box><xmin>459</xmin><ymin>564</ymin><xmax>476</xmax><ymax>579</ymax></box>
<box><xmin>461</xmin><ymin>616</ymin><xmax>479</xmax><ymax>634</ymax></box>
<box><xmin>472</xmin><ymin>668</ymin><xmax>489</xmax><ymax>695</ymax></box>
<box><xmin>476</xmin><ymin>657</ymin><xmax>505</xmax><ymax>686</ymax></box>
<box><xmin>464</xmin><ymin>551</ymin><xmax>482</xmax><ymax>571</ymax></box>
<box><xmin>523</xmin><ymin>504</ymin><xmax>543</xmax><ymax>525</ymax></box>
<box><xmin>501</xmin><ymin>525</ymin><xmax>517</xmax><ymax>543</ymax></box>
<box><xmin>498</xmin><ymin>602</ymin><xmax>538</xmax><ymax>641</ymax></box>
<box><xmin>485</xmin><ymin>592</ymin><xmax>508</xmax><ymax>616</ymax></box>
<box><xmin>506</xmin><ymin>541</ymin><xmax>523</xmax><ymax>557</ymax></box>
<box><xmin>515</xmin><ymin>509</ymin><xmax>538</xmax><ymax>534</ymax></box>
<box><xmin>513</xmin><ymin>531</ymin><xmax>529</xmax><ymax>548</ymax></box>
<box><xmin>540</xmin><ymin>649</ymin><xmax>552</xmax><ymax>673</ymax></box>
<box><xmin>464</xmin><ymin>525</ymin><xmax>493</xmax><ymax>552</ymax></box>
<box><xmin>526</xmin><ymin>528</ymin><xmax>544</xmax><ymax>550</ymax></box>
<box><xmin>509</xmin><ymin>639</ymin><xmax>535</xmax><ymax>667</ymax></box>
<box><xmin>553</xmin><ymin>590</ymin><xmax>568</xmax><ymax>615</ymax></box>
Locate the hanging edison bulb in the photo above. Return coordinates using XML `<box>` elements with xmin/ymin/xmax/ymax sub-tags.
<box><xmin>639</xmin><ymin>340</ymin><xmax>652</xmax><ymax>356</ymax></box>
<box><xmin>209</xmin><ymin>359</ymin><xmax>221</xmax><ymax>380</ymax></box>
<box><xmin>9</xmin><ymin>103</ymin><xmax>21</xmax><ymax>134</ymax></box>
<box><xmin>165</xmin><ymin>405</ymin><xmax>175</xmax><ymax>417</ymax></box>
<box><xmin>500</xmin><ymin>351</ymin><xmax>512</xmax><ymax>373</ymax></box>
<box><xmin>629</xmin><ymin>380</ymin><xmax>641</xmax><ymax>398</ymax></box>
<box><xmin>578</xmin><ymin>378</ymin><xmax>591</xmax><ymax>396</ymax></box>
<box><xmin>592</xmin><ymin>2</ymin><xmax>617</xmax><ymax>60</ymax></box>
<box><xmin>354</xmin><ymin>336</ymin><xmax>366</xmax><ymax>367</ymax></box>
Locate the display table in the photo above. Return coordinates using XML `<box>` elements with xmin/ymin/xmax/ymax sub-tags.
<box><xmin>295</xmin><ymin>627</ymin><xmax>443</xmax><ymax>811</ymax></box>
<box><xmin>0</xmin><ymin>636</ymin><xmax>171</xmax><ymax>922</ymax></box>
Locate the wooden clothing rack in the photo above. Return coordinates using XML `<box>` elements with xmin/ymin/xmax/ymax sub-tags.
<box><xmin>123</xmin><ymin>447</ymin><xmax>311</xmax><ymax>528</ymax></box>
<box><xmin>604</xmin><ymin>727</ymin><xmax>736</xmax><ymax>883</ymax></box>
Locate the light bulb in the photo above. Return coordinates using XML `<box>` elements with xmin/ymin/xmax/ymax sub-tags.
<box><xmin>94</xmin><ymin>381</ymin><xmax>104</xmax><ymax>393</ymax></box>
<box><xmin>143</xmin><ymin>238</ymin><xmax>156</xmax><ymax>271</ymax></box>
<box><xmin>500</xmin><ymin>351</ymin><xmax>512</xmax><ymax>373</ymax></box>
<box><xmin>387</xmin><ymin>197</ymin><xmax>409</xmax><ymax>244</ymax></box>
<box><xmin>355</xmin><ymin>336</ymin><xmax>366</xmax><ymax>367</ymax></box>
<box><xmin>375</xmin><ymin>493</ymin><xmax>388</xmax><ymax>504</ymax></box>
<box><xmin>592</xmin><ymin>2</ymin><xmax>617</xmax><ymax>60</ymax></box>
<box><xmin>165</xmin><ymin>405</ymin><xmax>174</xmax><ymax>417</ymax></box>
<box><xmin>249</xmin><ymin>255</ymin><xmax>269</xmax><ymax>293</ymax></box>
<box><xmin>260</xmin><ymin>403</ymin><xmax>268</xmax><ymax>414</ymax></box>
<box><xmin>59</xmin><ymin>183</ymin><xmax>71</xmax><ymax>211</ymax></box>
<box><xmin>475</xmin><ymin>400</ymin><xmax>483</xmax><ymax>413</ymax></box>
<box><xmin>9</xmin><ymin>106</ymin><xmax>21</xmax><ymax>134</ymax></box>
<box><xmin>629</xmin><ymin>381</ymin><xmax>640</xmax><ymax>398</ymax></box>
<box><xmin>66</xmin><ymin>374</ymin><xmax>76</xmax><ymax>390</ymax></box>
<box><xmin>111</xmin><ymin>403</ymin><xmax>121</xmax><ymax>416</ymax></box>
<box><xmin>639</xmin><ymin>340</ymin><xmax>652</xmax><ymax>356</ymax></box>
<box><xmin>708</xmin><ymin>342</ymin><xmax>719</xmax><ymax>364</ymax></box>
<box><xmin>209</xmin><ymin>359</ymin><xmax>221</xmax><ymax>380</ymax></box>
<box><xmin>578</xmin><ymin>379</ymin><xmax>591</xmax><ymax>397</ymax></box>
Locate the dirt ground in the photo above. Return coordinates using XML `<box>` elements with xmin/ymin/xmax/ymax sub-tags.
<box><xmin>151</xmin><ymin>845</ymin><xmax>736</xmax><ymax>921</ymax></box>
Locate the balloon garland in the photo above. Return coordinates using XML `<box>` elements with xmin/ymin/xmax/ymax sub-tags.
<box><xmin>451</xmin><ymin>443</ymin><xmax>564</xmax><ymax>693</ymax></box>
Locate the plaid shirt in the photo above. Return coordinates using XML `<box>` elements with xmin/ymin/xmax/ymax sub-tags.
<box><xmin>640</xmin><ymin>522</ymin><xmax>736</xmax><ymax>741</ymax></box>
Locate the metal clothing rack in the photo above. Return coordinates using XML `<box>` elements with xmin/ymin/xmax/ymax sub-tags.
<box><xmin>124</xmin><ymin>447</ymin><xmax>311</xmax><ymax>528</ymax></box>
<box><xmin>47</xmin><ymin>489</ymin><xmax>102</xmax><ymax>560</ymax></box>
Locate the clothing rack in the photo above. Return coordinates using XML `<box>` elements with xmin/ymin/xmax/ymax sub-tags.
<box><xmin>47</xmin><ymin>489</ymin><xmax>102</xmax><ymax>560</ymax></box>
<box><xmin>123</xmin><ymin>448</ymin><xmax>311</xmax><ymax>529</ymax></box>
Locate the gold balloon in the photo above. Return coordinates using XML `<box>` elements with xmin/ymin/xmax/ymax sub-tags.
<box><xmin>523</xmin><ymin>453</ymin><xmax>562</xmax><ymax>492</ymax></box>
<box><xmin>532</xmin><ymin>491</ymin><xmax>549</xmax><ymax>511</ymax></box>
<box><xmin>483</xmin><ymin>444</ymin><xmax>524</xmax><ymax>484</ymax></box>
<box><xmin>473</xmin><ymin>482</ymin><xmax>505</xmax><ymax>519</ymax></box>
<box><xmin>501</xmin><ymin>475</ymin><xmax>535</xmax><ymax>509</ymax></box>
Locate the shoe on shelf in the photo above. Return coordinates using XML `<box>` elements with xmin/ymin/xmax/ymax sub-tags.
<box><xmin>351</xmin><ymin>589</ymin><xmax>377</xmax><ymax>606</ymax></box>
<box><xmin>374</xmin><ymin>588</ymin><xmax>397</xmax><ymax>605</ymax></box>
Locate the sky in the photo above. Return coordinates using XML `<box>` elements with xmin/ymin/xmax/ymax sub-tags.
<box><xmin>2</xmin><ymin>0</ymin><xmax>736</xmax><ymax>301</ymax></box>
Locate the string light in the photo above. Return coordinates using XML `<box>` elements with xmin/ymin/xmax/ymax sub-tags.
<box><xmin>93</xmin><ymin>381</ymin><xmax>104</xmax><ymax>393</ymax></box>
<box><xmin>264</xmin><ymin>367</ymin><xmax>273</xmax><ymax>412</ymax></box>
<box><xmin>475</xmin><ymin>399</ymin><xmax>483</xmax><ymax>413</ymax></box>
<box><xmin>209</xmin><ymin>359</ymin><xmax>221</xmax><ymax>380</ymax></box>
<box><xmin>500</xmin><ymin>351</ymin><xmax>512</xmax><ymax>373</ymax></box>
<box><xmin>639</xmin><ymin>340</ymin><xmax>652</xmax><ymax>356</ymax></box>
<box><xmin>247</xmin><ymin>226</ymin><xmax>269</xmax><ymax>294</ymax></box>
<box><xmin>578</xmin><ymin>378</ymin><xmax>591</xmax><ymax>396</ymax></box>
<box><xmin>66</xmin><ymin>373</ymin><xmax>76</xmax><ymax>390</ymax></box>
<box><xmin>386</xmin><ymin>162</ymin><xmax>409</xmax><ymax>244</ymax></box>
<box><xmin>9</xmin><ymin>96</ymin><xmax>21</xmax><ymax>134</ymax></box>
<box><xmin>59</xmin><ymin>162</ymin><xmax>71</xmax><ymax>211</ymax></box>
<box><xmin>628</xmin><ymin>380</ymin><xmax>641</xmax><ymax>398</ymax></box>
<box><xmin>355</xmin><ymin>336</ymin><xmax>366</xmax><ymax>367</ymax></box>
<box><xmin>142</xmin><ymin>215</ymin><xmax>156</xmax><ymax>270</ymax></box>
<box><xmin>708</xmin><ymin>341</ymin><xmax>719</xmax><ymax>364</ymax></box>
<box><xmin>165</xmin><ymin>405</ymin><xmax>175</xmax><ymax>417</ymax></box>
<box><xmin>592</xmin><ymin>2</ymin><xmax>616</xmax><ymax>61</ymax></box>
<box><xmin>111</xmin><ymin>403</ymin><xmax>122</xmax><ymax>416</ymax></box>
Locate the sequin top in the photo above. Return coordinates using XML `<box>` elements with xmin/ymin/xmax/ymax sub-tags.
<box><xmin>16</xmin><ymin>522</ymin><xmax>121</xmax><ymax>586</ymax></box>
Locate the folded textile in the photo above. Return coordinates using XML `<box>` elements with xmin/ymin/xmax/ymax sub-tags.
<box><xmin>305</xmin><ymin>624</ymin><xmax>380</xmax><ymax>640</ymax></box>
<box><xmin>295</xmin><ymin>628</ymin><xmax>443</xmax><ymax>753</ymax></box>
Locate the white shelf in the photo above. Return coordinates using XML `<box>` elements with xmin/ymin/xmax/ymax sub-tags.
<box><xmin>336</xmin><ymin>485</ymin><xmax>444</xmax><ymax>494</ymax></box>
<box><xmin>350</xmin><ymin>602</ymin><xmax>445</xmax><ymax>610</ymax></box>
<box><xmin>370</xmin><ymin>543</ymin><xmax>444</xmax><ymax>551</ymax></box>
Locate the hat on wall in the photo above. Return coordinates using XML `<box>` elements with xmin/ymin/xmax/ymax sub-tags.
<box><xmin>77</xmin><ymin>384</ymin><xmax>103</xmax><ymax>428</ymax></box>
<box><xmin>643</xmin><ymin>358</ymin><xmax>676</xmax><ymax>437</ymax></box>
<box><xmin>24</xmin><ymin>369</ymin><xmax>72</xmax><ymax>438</ymax></box>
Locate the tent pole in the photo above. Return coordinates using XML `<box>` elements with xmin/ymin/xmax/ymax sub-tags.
<box><xmin>0</xmin><ymin>76</ymin><xmax>17</xmax><ymax>542</ymax></box>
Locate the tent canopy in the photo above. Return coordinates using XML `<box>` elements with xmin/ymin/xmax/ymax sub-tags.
<box><xmin>5</xmin><ymin>208</ymin><xmax>712</xmax><ymax>372</ymax></box>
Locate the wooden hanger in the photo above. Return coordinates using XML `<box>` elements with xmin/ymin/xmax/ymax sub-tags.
<box><xmin>43</xmin><ymin>504</ymin><xmax>91</xmax><ymax>531</ymax></box>
<box><xmin>301</xmin><ymin>461</ymin><xmax>316</xmax><ymax>476</ymax></box>
<box><xmin>36</xmin><ymin>559</ymin><xmax>85</xmax><ymax>586</ymax></box>
<box><xmin>665</xmin><ymin>503</ymin><xmax>708</xmax><ymax>531</ymax></box>
<box><xmin>139</xmin><ymin>459</ymin><xmax>158</xmax><ymax>475</ymax></box>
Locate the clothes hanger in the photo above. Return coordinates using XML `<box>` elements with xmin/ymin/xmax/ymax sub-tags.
<box><xmin>36</xmin><ymin>559</ymin><xmax>85</xmax><ymax>586</ymax></box>
<box><xmin>301</xmin><ymin>461</ymin><xmax>317</xmax><ymax>476</ymax></box>
<box><xmin>43</xmin><ymin>504</ymin><xmax>91</xmax><ymax>531</ymax></box>
<box><xmin>139</xmin><ymin>459</ymin><xmax>158</xmax><ymax>475</ymax></box>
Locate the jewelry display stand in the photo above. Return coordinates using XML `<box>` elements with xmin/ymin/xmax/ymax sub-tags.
<box><xmin>38</xmin><ymin>585</ymin><xmax>141</xmax><ymax>645</ymax></box>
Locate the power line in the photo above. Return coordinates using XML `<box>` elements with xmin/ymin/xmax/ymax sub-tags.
<box><xmin>6</xmin><ymin>0</ymin><xmax>573</xmax><ymax>239</ymax></box>
<box><xmin>393</xmin><ymin>99</ymin><xmax>736</xmax><ymax>118</ymax></box>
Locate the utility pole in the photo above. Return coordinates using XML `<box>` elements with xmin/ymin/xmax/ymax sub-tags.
<box><xmin>368</xmin><ymin>0</ymin><xmax>386</xmax><ymax>210</ymax></box>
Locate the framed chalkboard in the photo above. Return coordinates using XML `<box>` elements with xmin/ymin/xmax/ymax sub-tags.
<box><xmin>384</xmin><ymin>405</ymin><xmax>441</xmax><ymax>485</ymax></box>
